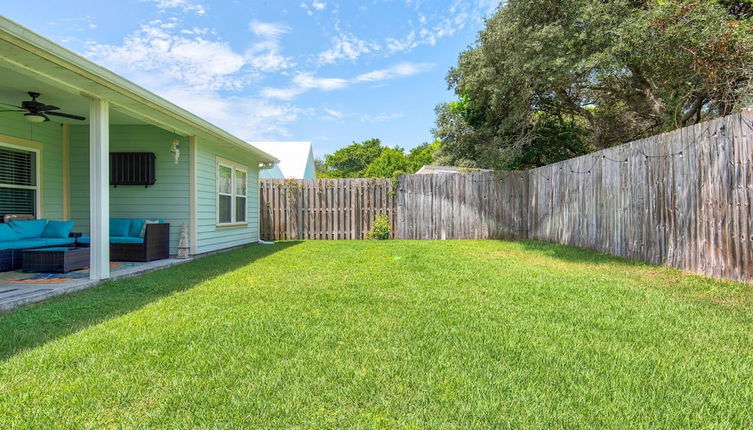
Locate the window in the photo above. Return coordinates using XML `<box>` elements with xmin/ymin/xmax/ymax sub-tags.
<box><xmin>216</xmin><ymin>158</ymin><xmax>247</xmax><ymax>225</ymax></box>
<box><xmin>0</xmin><ymin>144</ymin><xmax>38</xmax><ymax>219</ymax></box>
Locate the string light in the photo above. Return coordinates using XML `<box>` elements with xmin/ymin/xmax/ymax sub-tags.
<box><xmin>399</xmin><ymin>118</ymin><xmax>747</xmax><ymax>198</ymax></box>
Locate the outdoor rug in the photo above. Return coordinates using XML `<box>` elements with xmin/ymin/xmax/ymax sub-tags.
<box><xmin>0</xmin><ymin>262</ymin><xmax>140</xmax><ymax>284</ymax></box>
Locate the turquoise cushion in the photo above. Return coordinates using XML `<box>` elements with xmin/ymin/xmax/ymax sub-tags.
<box><xmin>42</xmin><ymin>220</ymin><xmax>75</xmax><ymax>238</ymax></box>
<box><xmin>111</xmin><ymin>236</ymin><xmax>144</xmax><ymax>244</ymax></box>
<box><xmin>9</xmin><ymin>219</ymin><xmax>47</xmax><ymax>239</ymax></box>
<box><xmin>0</xmin><ymin>223</ymin><xmax>19</xmax><ymax>241</ymax></box>
<box><xmin>110</xmin><ymin>218</ymin><xmax>131</xmax><ymax>237</ymax></box>
<box><xmin>39</xmin><ymin>238</ymin><xmax>76</xmax><ymax>247</ymax></box>
<box><xmin>77</xmin><ymin>236</ymin><xmax>144</xmax><ymax>245</ymax></box>
<box><xmin>129</xmin><ymin>219</ymin><xmax>145</xmax><ymax>237</ymax></box>
<box><xmin>0</xmin><ymin>239</ymin><xmax>47</xmax><ymax>250</ymax></box>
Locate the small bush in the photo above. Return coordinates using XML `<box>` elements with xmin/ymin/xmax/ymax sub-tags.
<box><xmin>366</xmin><ymin>214</ymin><xmax>391</xmax><ymax>240</ymax></box>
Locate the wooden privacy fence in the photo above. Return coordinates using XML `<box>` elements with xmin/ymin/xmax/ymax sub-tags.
<box><xmin>528</xmin><ymin>110</ymin><xmax>753</xmax><ymax>283</ymax></box>
<box><xmin>259</xmin><ymin>110</ymin><xmax>753</xmax><ymax>283</ymax></box>
<box><xmin>396</xmin><ymin>172</ymin><xmax>529</xmax><ymax>240</ymax></box>
<box><xmin>260</xmin><ymin>178</ymin><xmax>396</xmax><ymax>240</ymax></box>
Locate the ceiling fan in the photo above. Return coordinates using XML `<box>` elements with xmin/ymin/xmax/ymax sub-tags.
<box><xmin>0</xmin><ymin>92</ymin><xmax>86</xmax><ymax>123</ymax></box>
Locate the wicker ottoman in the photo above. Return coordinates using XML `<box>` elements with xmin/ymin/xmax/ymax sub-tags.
<box><xmin>22</xmin><ymin>247</ymin><xmax>89</xmax><ymax>273</ymax></box>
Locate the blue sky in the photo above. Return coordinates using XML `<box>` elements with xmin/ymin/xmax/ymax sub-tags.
<box><xmin>2</xmin><ymin>0</ymin><xmax>500</xmax><ymax>157</ymax></box>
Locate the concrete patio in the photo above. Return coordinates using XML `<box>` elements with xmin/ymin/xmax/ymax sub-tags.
<box><xmin>0</xmin><ymin>258</ymin><xmax>192</xmax><ymax>311</ymax></box>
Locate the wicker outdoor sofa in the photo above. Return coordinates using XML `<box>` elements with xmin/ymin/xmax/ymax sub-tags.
<box><xmin>77</xmin><ymin>220</ymin><xmax>170</xmax><ymax>262</ymax></box>
<box><xmin>0</xmin><ymin>217</ymin><xmax>77</xmax><ymax>271</ymax></box>
<box><xmin>1</xmin><ymin>218</ymin><xmax>170</xmax><ymax>271</ymax></box>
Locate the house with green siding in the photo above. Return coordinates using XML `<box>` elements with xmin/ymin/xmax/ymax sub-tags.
<box><xmin>0</xmin><ymin>16</ymin><xmax>278</xmax><ymax>280</ymax></box>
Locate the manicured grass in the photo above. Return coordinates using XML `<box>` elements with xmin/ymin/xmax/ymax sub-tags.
<box><xmin>1</xmin><ymin>240</ymin><xmax>753</xmax><ymax>428</ymax></box>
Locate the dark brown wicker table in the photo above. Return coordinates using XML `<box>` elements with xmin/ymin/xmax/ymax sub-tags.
<box><xmin>22</xmin><ymin>247</ymin><xmax>89</xmax><ymax>273</ymax></box>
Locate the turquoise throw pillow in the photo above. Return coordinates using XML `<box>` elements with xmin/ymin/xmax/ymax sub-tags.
<box><xmin>109</xmin><ymin>218</ymin><xmax>131</xmax><ymax>237</ymax></box>
<box><xmin>0</xmin><ymin>223</ymin><xmax>19</xmax><ymax>241</ymax></box>
<box><xmin>9</xmin><ymin>219</ymin><xmax>47</xmax><ymax>239</ymax></box>
<box><xmin>42</xmin><ymin>220</ymin><xmax>75</xmax><ymax>238</ymax></box>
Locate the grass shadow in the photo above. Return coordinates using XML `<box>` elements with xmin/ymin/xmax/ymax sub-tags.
<box><xmin>513</xmin><ymin>239</ymin><xmax>649</xmax><ymax>267</ymax></box>
<box><xmin>0</xmin><ymin>241</ymin><xmax>301</xmax><ymax>362</ymax></box>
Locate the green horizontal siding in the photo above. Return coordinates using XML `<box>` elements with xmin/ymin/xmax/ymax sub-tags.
<box><xmin>195</xmin><ymin>139</ymin><xmax>260</xmax><ymax>254</ymax></box>
<box><xmin>69</xmin><ymin>125</ymin><xmax>190</xmax><ymax>253</ymax></box>
<box><xmin>0</xmin><ymin>116</ymin><xmax>63</xmax><ymax>220</ymax></box>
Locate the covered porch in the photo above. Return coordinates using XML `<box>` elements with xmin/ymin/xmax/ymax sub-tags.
<box><xmin>0</xmin><ymin>64</ymin><xmax>195</xmax><ymax>282</ymax></box>
<box><xmin>0</xmin><ymin>18</ymin><xmax>205</xmax><ymax>282</ymax></box>
<box><xmin>0</xmin><ymin>16</ymin><xmax>276</xmax><ymax>290</ymax></box>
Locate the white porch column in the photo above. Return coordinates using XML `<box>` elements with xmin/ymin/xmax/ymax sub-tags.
<box><xmin>89</xmin><ymin>98</ymin><xmax>110</xmax><ymax>280</ymax></box>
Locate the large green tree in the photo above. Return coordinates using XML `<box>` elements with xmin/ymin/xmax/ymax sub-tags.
<box><xmin>436</xmin><ymin>0</ymin><xmax>753</xmax><ymax>169</ymax></box>
<box><xmin>363</xmin><ymin>148</ymin><xmax>411</xmax><ymax>178</ymax></box>
<box><xmin>319</xmin><ymin>138</ymin><xmax>438</xmax><ymax>178</ymax></box>
<box><xmin>319</xmin><ymin>138</ymin><xmax>385</xmax><ymax>178</ymax></box>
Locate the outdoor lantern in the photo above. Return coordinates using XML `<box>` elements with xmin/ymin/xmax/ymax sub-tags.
<box><xmin>170</xmin><ymin>138</ymin><xmax>180</xmax><ymax>164</ymax></box>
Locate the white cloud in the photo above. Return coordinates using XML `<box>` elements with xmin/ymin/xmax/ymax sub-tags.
<box><xmin>262</xmin><ymin>62</ymin><xmax>433</xmax><ymax>100</ymax></box>
<box><xmin>261</xmin><ymin>72</ymin><xmax>349</xmax><ymax>101</ymax></box>
<box><xmin>85</xmin><ymin>18</ymin><xmax>302</xmax><ymax>139</ymax></box>
<box><xmin>313</xmin><ymin>0</ymin><xmax>500</xmax><ymax>61</ymax></box>
<box><xmin>139</xmin><ymin>0</ymin><xmax>207</xmax><ymax>15</ymax></box>
<box><xmin>318</xmin><ymin>33</ymin><xmax>380</xmax><ymax>64</ymax></box>
<box><xmin>293</xmin><ymin>73</ymin><xmax>349</xmax><ymax>91</ymax></box>
<box><xmin>321</xmin><ymin>109</ymin><xmax>404</xmax><ymax>123</ymax></box>
<box><xmin>246</xmin><ymin>20</ymin><xmax>294</xmax><ymax>72</ymax></box>
<box><xmin>86</xmin><ymin>20</ymin><xmax>247</xmax><ymax>91</ymax></box>
<box><xmin>300</xmin><ymin>0</ymin><xmax>327</xmax><ymax>15</ymax></box>
<box><xmin>355</xmin><ymin>62</ymin><xmax>433</xmax><ymax>82</ymax></box>
<box><xmin>159</xmin><ymin>87</ymin><xmax>305</xmax><ymax>139</ymax></box>
<box><xmin>260</xmin><ymin>86</ymin><xmax>307</xmax><ymax>101</ymax></box>
<box><xmin>323</xmin><ymin>108</ymin><xmax>344</xmax><ymax>119</ymax></box>
<box><xmin>249</xmin><ymin>20</ymin><xmax>289</xmax><ymax>40</ymax></box>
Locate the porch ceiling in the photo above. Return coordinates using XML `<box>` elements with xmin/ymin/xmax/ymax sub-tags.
<box><xmin>0</xmin><ymin>65</ymin><xmax>147</xmax><ymax>126</ymax></box>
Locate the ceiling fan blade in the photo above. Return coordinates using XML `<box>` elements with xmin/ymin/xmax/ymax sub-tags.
<box><xmin>39</xmin><ymin>105</ymin><xmax>60</xmax><ymax>111</ymax></box>
<box><xmin>46</xmin><ymin>111</ymin><xmax>86</xmax><ymax>121</ymax></box>
<box><xmin>0</xmin><ymin>109</ymin><xmax>25</xmax><ymax>112</ymax></box>
<box><xmin>0</xmin><ymin>102</ymin><xmax>23</xmax><ymax>109</ymax></box>
<box><xmin>43</xmin><ymin>113</ymin><xmax>51</xmax><ymax>122</ymax></box>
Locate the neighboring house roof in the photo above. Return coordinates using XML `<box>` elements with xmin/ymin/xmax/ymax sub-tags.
<box><xmin>0</xmin><ymin>16</ymin><xmax>277</xmax><ymax>164</ymax></box>
<box><xmin>252</xmin><ymin>142</ymin><xmax>316</xmax><ymax>180</ymax></box>
<box><xmin>416</xmin><ymin>165</ymin><xmax>493</xmax><ymax>174</ymax></box>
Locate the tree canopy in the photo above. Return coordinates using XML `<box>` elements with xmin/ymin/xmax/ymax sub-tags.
<box><xmin>318</xmin><ymin>139</ymin><xmax>439</xmax><ymax>178</ymax></box>
<box><xmin>435</xmin><ymin>0</ymin><xmax>753</xmax><ymax>170</ymax></box>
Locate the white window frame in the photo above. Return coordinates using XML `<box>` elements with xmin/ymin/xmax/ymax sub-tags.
<box><xmin>216</xmin><ymin>157</ymin><xmax>248</xmax><ymax>226</ymax></box>
<box><xmin>0</xmin><ymin>141</ymin><xmax>41</xmax><ymax>218</ymax></box>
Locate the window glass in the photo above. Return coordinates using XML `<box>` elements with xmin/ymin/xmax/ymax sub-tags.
<box><xmin>235</xmin><ymin>197</ymin><xmax>246</xmax><ymax>222</ymax></box>
<box><xmin>218</xmin><ymin>195</ymin><xmax>232</xmax><ymax>224</ymax></box>
<box><xmin>235</xmin><ymin>170</ymin><xmax>247</xmax><ymax>196</ymax></box>
<box><xmin>218</xmin><ymin>165</ymin><xmax>232</xmax><ymax>194</ymax></box>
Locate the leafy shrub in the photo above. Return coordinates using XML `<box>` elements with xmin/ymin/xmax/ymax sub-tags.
<box><xmin>366</xmin><ymin>214</ymin><xmax>391</xmax><ymax>240</ymax></box>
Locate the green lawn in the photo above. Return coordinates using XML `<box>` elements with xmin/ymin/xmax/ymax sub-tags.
<box><xmin>1</xmin><ymin>241</ymin><xmax>753</xmax><ymax>429</ymax></box>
